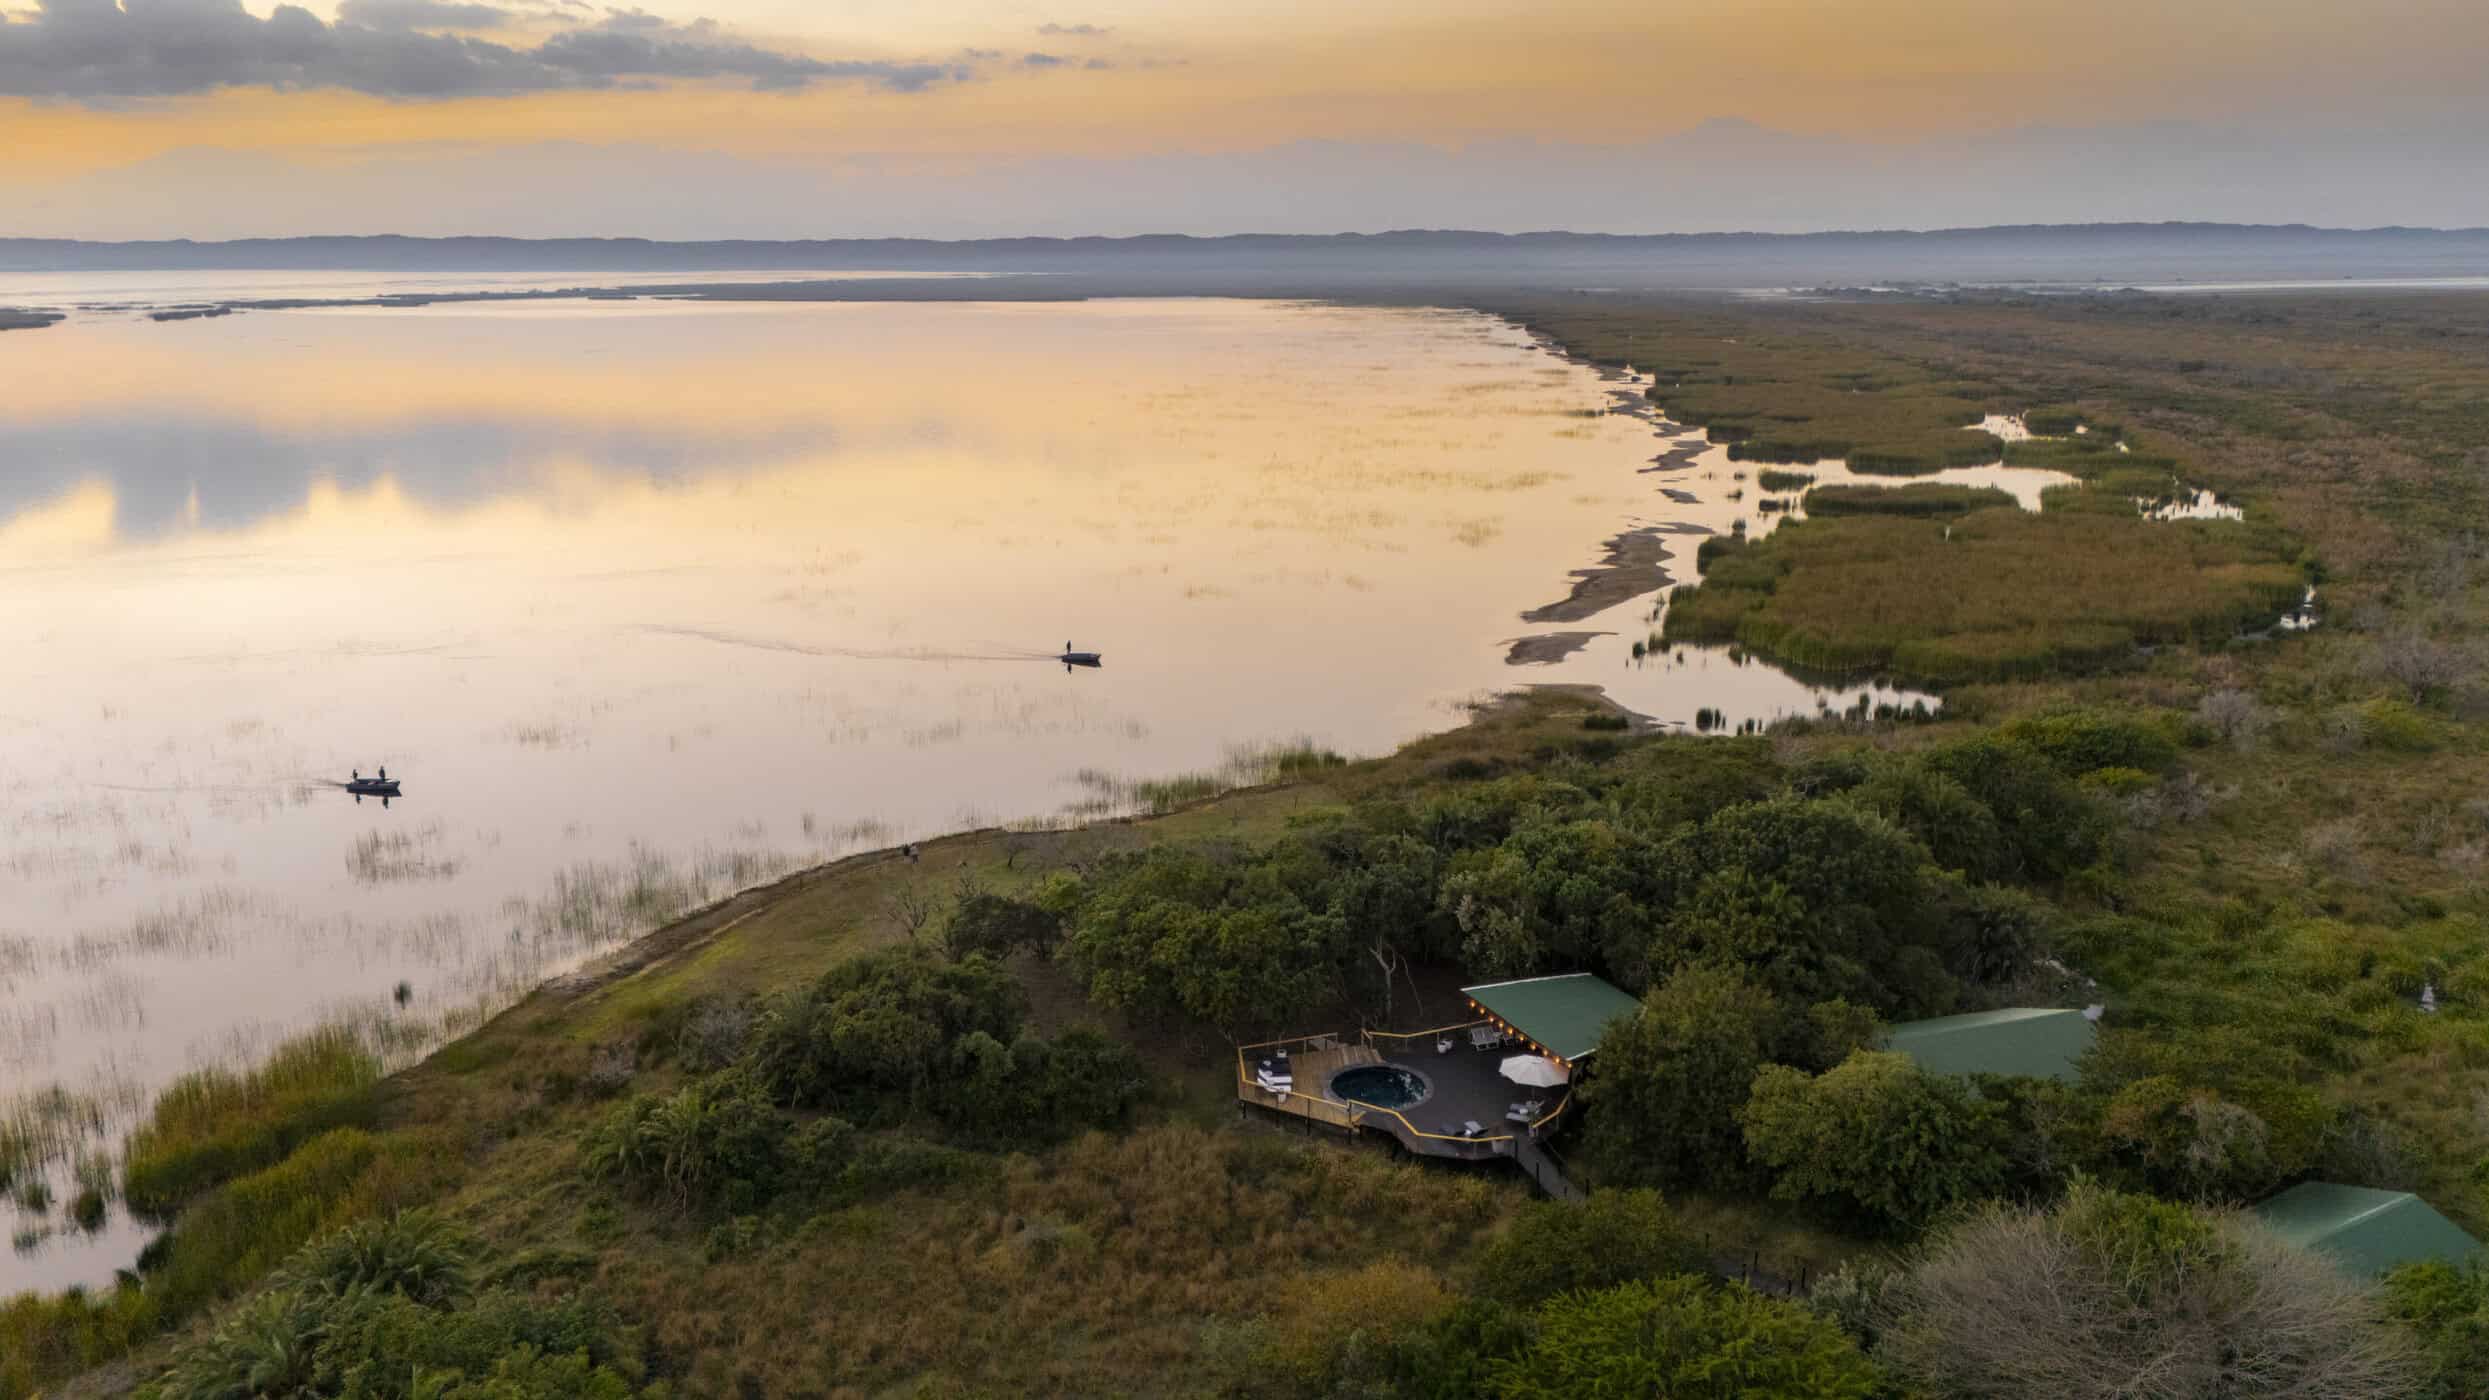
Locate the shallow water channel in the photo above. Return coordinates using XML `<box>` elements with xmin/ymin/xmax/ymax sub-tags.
<box><xmin>0</xmin><ymin>293</ymin><xmax>2077</xmax><ymax>1289</ymax></box>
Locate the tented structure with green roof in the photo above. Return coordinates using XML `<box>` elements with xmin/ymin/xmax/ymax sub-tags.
<box><xmin>2255</xmin><ymin>1182</ymin><xmax>2483</xmax><ymax>1275</ymax></box>
<box><xmin>1884</xmin><ymin>1007</ymin><xmax>2094</xmax><ymax>1083</ymax></box>
<box><xmin>1461</xmin><ymin>973</ymin><xmax>1640</xmax><ymax>1065</ymax></box>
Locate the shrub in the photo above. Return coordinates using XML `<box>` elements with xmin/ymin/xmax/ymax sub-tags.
<box><xmin>1877</xmin><ymin>1185</ymin><xmax>2421</xmax><ymax>1399</ymax></box>
<box><xmin>1742</xmin><ymin>1052</ymin><xmax>2007</xmax><ymax>1234</ymax></box>
<box><xmin>2098</xmin><ymin>1076</ymin><xmax>2281</xmax><ymax>1201</ymax></box>
<box><xmin>1996</xmin><ymin>706</ymin><xmax>2180</xmax><ymax>777</ymax></box>
<box><xmin>582</xmin><ymin>1073</ymin><xmax>796</xmax><ymax>1213</ymax></box>
<box><xmin>746</xmin><ymin>945</ymin><xmax>1025</xmax><ymax>1114</ymax></box>
<box><xmin>944</xmin><ymin>892</ymin><xmax>1065</xmax><ymax>961</ymax></box>
<box><xmin>276</xmin><ymin>1209</ymin><xmax>477</xmax><ymax>1308</ymax></box>
<box><xmin>2383</xmin><ymin>1257</ymin><xmax>2489</xmax><ymax>1400</ymax></box>
<box><xmin>122</xmin><ymin>1028</ymin><xmax>380</xmax><ymax>1219</ymax></box>
<box><xmin>2196</xmin><ymin>687</ymin><xmax>2270</xmax><ymax>748</ymax></box>
<box><xmin>1491</xmin><ymin>1276</ymin><xmax>1882</xmax><ymax>1399</ymax></box>
<box><xmin>1468</xmin><ymin>1190</ymin><xmax>1707</xmax><ymax>1308</ymax></box>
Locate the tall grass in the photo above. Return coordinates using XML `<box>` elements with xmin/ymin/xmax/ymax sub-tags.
<box><xmin>1804</xmin><ymin>484</ymin><xmax>2016</xmax><ymax>517</ymax></box>
<box><xmin>121</xmin><ymin>1028</ymin><xmax>380</xmax><ymax>1219</ymax></box>
<box><xmin>604</xmin><ymin>1124</ymin><xmax>1516</xmax><ymax>1395</ymax></box>
<box><xmin>1664</xmin><ymin>513</ymin><xmax>2307</xmax><ymax>683</ymax></box>
<box><xmin>1071</xmin><ymin>739</ymin><xmax>1348</xmax><ymax>817</ymax></box>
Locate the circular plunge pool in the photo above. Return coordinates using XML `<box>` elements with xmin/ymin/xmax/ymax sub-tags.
<box><xmin>1331</xmin><ymin>1063</ymin><xmax>1433</xmax><ymax>1111</ymax></box>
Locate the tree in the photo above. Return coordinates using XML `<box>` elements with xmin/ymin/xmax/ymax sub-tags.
<box><xmin>1919</xmin><ymin>737</ymin><xmax>2112</xmax><ymax>882</ymax></box>
<box><xmin>1579</xmin><ymin>967</ymin><xmax>1783</xmax><ymax>1189</ymax></box>
<box><xmin>1741</xmin><ymin>1051</ymin><xmax>2006</xmax><ymax>1234</ymax></box>
<box><xmin>1439</xmin><ymin>817</ymin><xmax>1654</xmax><ymax>982</ymax></box>
<box><xmin>1840</xmin><ymin>759</ymin><xmax>2012</xmax><ymax>883</ymax></box>
<box><xmin>1059</xmin><ymin>873</ymin><xmax>1343</xmax><ymax>1040</ymax></box>
<box><xmin>745</xmin><ymin>945</ymin><xmax>1026</xmax><ymax>1114</ymax></box>
<box><xmin>942</xmin><ymin>892</ymin><xmax>1063</xmax><ymax>962</ymax></box>
<box><xmin>1490</xmin><ymin>1276</ymin><xmax>1881</xmax><ymax>1400</ymax></box>
<box><xmin>1877</xmin><ymin>1185</ymin><xmax>2421</xmax><ymax>1399</ymax></box>
<box><xmin>1468</xmin><ymin>1190</ymin><xmax>1706</xmax><ymax>1308</ymax></box>
<box><xmin>1648</xmin><ymin>797</ymin><xmax>1944</xmax><ymax>1010</ymax></box>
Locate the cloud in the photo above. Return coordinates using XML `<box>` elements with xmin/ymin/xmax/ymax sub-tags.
<box><xmin>0</xmin><ymin>0</ymin><xmax>965</xmax><ymax>100</ymax></box>
<box><xmin>332</xmin><ymin>0</ymin><xmax>511</xmax><ymax>32</ymax></box>
<box><xmin>1036</xmin><ymin>22</ymin><xmax>1106</xmax><ymax>37</ymax></box>
<box><xmin>1020</xmin><ymin>51</ymin><xmax>1065</xmax><ymax>68</ymax></box>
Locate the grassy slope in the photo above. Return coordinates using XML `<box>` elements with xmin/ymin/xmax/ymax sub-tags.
<box><xmin>290</xmin><ymin>693</ymin><xmax>1820</xmax><ymax>1398</ymax></box>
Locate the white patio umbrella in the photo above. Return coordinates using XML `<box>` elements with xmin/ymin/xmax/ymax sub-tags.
<box><xmin>1498</xmin><ymin>1054</ymin><xmax>1570</xmax><ymax>1088</ymax></box>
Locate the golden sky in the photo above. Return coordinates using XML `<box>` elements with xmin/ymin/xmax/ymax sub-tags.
<box><xmin>5</xmin><ymin>0</ymin><xmax>2487</xmax><ymax>235</ymax></box>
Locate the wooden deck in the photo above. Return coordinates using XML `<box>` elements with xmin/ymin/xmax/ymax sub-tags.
<box><xmin>1237</xmin><ymin>1026</ymin><xmax>1578</xmax><ymax>1180</ymax></box>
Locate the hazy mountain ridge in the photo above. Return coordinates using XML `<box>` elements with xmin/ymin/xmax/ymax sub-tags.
<box><xmin>7</xmin><ymin>222</ymin><xmax>2489</xmax><ymax>272</ymax></box>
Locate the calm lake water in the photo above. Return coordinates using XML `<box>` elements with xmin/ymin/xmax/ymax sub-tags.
<box><xmin>0</xmin><ymin>291</ymin><xmax>2069</xmax><ymax>1289</ymax></box>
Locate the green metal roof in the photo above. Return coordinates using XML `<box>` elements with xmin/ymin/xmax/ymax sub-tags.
<box><xmin>1883</xmin><ymin>1007</ymin><xmax>2094</xmax><ymax>1083</ymax></box>
<box><xmin>1461</xmin><ymin>973</ymin><xmax>1640</xmax><ymax>1062</ymax></box>
<box><xmin>2256</xmin><ymin>1183</ymin><xmax>2483</xmax><ymax>1276</ymax></box>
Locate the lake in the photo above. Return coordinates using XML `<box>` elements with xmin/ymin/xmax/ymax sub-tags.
<box><xmin>0</xmin><ymin>291</ymin><xmax>2064</xmax><ymax>1289</ymax></box>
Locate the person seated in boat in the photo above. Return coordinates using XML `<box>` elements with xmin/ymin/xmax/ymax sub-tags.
<box><xmin>352</xmin><ymin>769</ymin><xmax>360</xmax><ymax>782</ymax></box>
<box><xmin>378</xmin><ymin>766</ymin><xmax>387</xmax><ymax>782</ymax></box>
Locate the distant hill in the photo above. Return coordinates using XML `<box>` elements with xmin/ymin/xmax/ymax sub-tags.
<box><xmin>7</xmin><ymin>224</ymin><xmax>2488</xmax><ymax>290</ymax></box>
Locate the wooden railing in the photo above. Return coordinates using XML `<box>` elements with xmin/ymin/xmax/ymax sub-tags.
<box><xmin>1238</xmin><ymin>1023</ymin><xmax>1574</xmax><ymax>1151</ymax></box>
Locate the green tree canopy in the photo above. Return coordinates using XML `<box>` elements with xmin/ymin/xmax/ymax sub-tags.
<box><xmin>1742</xmin><ymin>1051</ymin><xmax>2007</xmax><ymax>1234</ymax></box>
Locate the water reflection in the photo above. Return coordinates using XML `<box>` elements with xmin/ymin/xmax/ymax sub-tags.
<box><xmin>5</xmin><ymin>297</ymin><xmax>1677</xmax><ymax>1290</ymax></box>
<box><xmin>1523</xmin><ymin>376</ymin><xmax>2075</xmax><ymax>728</ymax></box>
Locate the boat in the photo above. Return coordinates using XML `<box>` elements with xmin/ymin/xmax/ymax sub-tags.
<box><xmin>1060</xmin><ymin>642</ymin><xmax>1103</xmax><ymax>669</ymax></box>
<box><xmin>345</xmin><ymin>769</ymin><xmax>402</xmax><ymax>799</ymax></box>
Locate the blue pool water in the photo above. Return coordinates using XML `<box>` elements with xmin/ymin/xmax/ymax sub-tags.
<box><xmin>1332</xmin><ymin>1064</ymin><xmax>1431</xmax><ymax>1109</ymax></box>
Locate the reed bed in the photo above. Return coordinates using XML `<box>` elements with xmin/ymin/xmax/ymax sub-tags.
<box><xmin>1664</xmin><ymin>513</ymin><xmax>2307</xmax><ymax>683</ymax></box>
<box><xmin>120</xmin><ymin>1028</ymin><xmax>380</xmax><ymax>1219</ymax></box>
<box><xmin>1070</xmin><ymin>739</ymin><xmax>1347</xmax><ymax>817</ymax></box>
<box><xmin>1803</xmin><ymin>484</ymin><xmax>2017</xmax><ymax>517</ymax></box>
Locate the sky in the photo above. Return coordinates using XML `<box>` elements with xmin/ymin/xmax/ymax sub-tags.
<box><xmin>4</xmin><ymin>0</ymin><xmax>2488</xmax><ymax>239</ymax></box>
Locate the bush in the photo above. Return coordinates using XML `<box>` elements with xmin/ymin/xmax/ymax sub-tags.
<box><xmin>1742</xmin><ymin>1052</ymin><xmax>2007</xmax><ymax>1234</ymax></box>
<box><xmin>1491</xmin><ymin>1276</ymin><xmax>1882</xmax><ymax>1399</ymax></box>
<box><xmin>1877</xmin><ymin>1185</ymin><xmax>2421</xmax><ymax>1399</ymax></box>
<box><xmin>122</xmin><ymin>1028</ymin><xmax>380</xmax><ymax>1219</ymax></box>
<box><xmin>943</xmin><ymin>892</ymin><xmax>1065</xmax><ymax>961</ymax></box>
<box><xmin>1996</xmin><ymin>706</ymin><xmax>2180</xmax><ymax>777</ymax></box>
<box><xmin>277</xmin><ymin>1209</ymin><xmax>477</xmax><ymax>1308</ymax></box>
<box><xmin>1469</xmin><ymin>1190</ymin><xmax>1706</xmax><ymax>1308</ymax></box>
<box><xmin>582</xmin><ymin>1073</ymin><xmax>800</xmax><ymax>1213</ymax></box>
<box><xmin>2384</xmin><ymin>1258</ymin><xmax>2489</xmax><ymax>1400</ymax></box>
<box><xmin>746</xmin><ymin>945</ymin><xmax>1025</xmax><ymax>1116</ymax></box>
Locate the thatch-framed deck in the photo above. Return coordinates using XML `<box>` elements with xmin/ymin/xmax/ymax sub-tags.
<box><xmin>1236</xmin><ymin>1022</ymin><xmax>1572</xmax><ymax>1167</ymax></box>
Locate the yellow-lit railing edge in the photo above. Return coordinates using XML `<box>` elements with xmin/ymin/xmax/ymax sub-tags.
<box><xmin>1234</xmin><ymin>1025</ymin><xmax>1576</xmax><ymax>1146</ymax></box>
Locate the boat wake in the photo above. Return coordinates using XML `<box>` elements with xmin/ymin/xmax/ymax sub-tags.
<box><xmin>636</xmin><ymin>624</ymin><xmax>1063</xmax><ymax>663</ymax></box>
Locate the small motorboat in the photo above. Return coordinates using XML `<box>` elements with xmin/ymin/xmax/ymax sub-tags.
<box><xmin>345</xmin><ymin>769</ymin><xmax>402</xmax><ymax>803</ymax></box>
<box><xmin>1060</xmin><ymin>642</ymin><xmax>1103</xmax><ymax>669</ymax></box>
